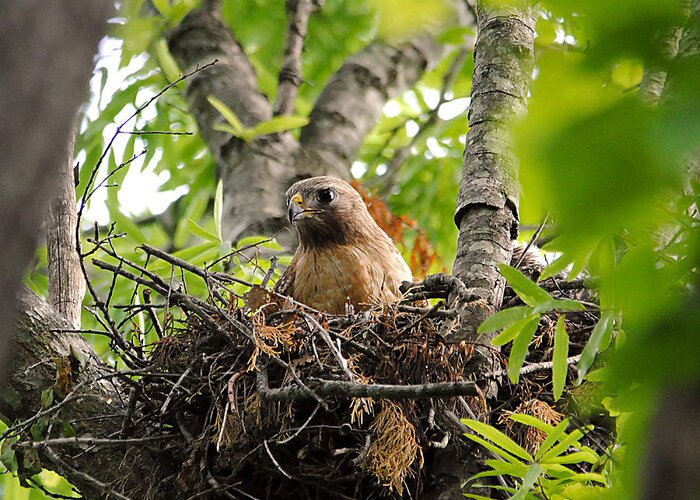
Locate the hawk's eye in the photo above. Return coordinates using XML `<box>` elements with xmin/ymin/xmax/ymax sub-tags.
<box><xmin>317</xmin><ymin>188</ymin><xmax>335</xmax><ymax>204</ymax></box>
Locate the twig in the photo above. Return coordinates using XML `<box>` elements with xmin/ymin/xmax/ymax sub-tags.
<box><xmin>74</xmin><ymin>60</ymin><xmax>218</xmax><ymax>363</ymax></box>
<box><xmin>515</xmin><ymin>213</ymin><xmax>549</xmax><ymax>268</ymax></box>
<box><xmin>160</xmin><ymin>367</ymin><xmax>192</xmax><ymax>415</ymax></box>
<box><xmin>18</xmin><ymin>435</ymin><xmax>176</xmax><ymax>449</ymax></box>
<box><xmin>261</xmin><ymin>256</ymin><xmax>278</xmax><ymax>288</ymax></box>
<box><xmin>258</xmin><ymin>378</ymin><xmax>477</xmax><ymax>403</ymax></box>
<box><xmin>275</xmin><ymin>403</ymin><xmax>320</xmax><ymax>444</ymax></box>
<box><xmin>481</xmin><ymin>354</ymin><xmax>582</xmax><ymax>379</ymax></box>
<box><xmin>375</xmin><ymin>47</ymin><xmax>470</xmax><ymax>189</ymax></box>
<box><xmin>118</xmin><ymin>130</ymin><xmax>193</xmax><ymax>135</ymax></box>
<box><xmin>139</xmin><ymin>243</ymin><xmax>254</xmax><ymax>288</ymax></box>
<box><xmin>263</xmin><ymin>440</ymin><xmax>293</xmax><ymax>480</ymax></box>
<box><xmin>274</xmin><ymin>0</ymin><xmax>321</xmax><ymax>116</ymax></box>
<box><xmin>300</xmin><ymin>311</ymin><xmax>355</xmax><ymax>381</ymax></box>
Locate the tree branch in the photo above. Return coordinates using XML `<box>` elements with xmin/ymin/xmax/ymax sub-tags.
<box><xmin>167</xmin><ymin>0</ymin><xmax>272</xmax><ymax>159</ymax></box>
<box><xmin>47</xmin><ymin>117</ymin><xmax>85</xmax><ymax>330</ymax></box>
<box><xmin>274</xmin><ymin>0</ymin><xmax>321</xmax><ymax>116</ymax></box>
<box><xmin>3</xmin><ymin>288</ymin><xmax>152</xmax><ymax>498</ymax></box>
<box><xmin>299</xmin><ymin>36</ymin><xmax>448</xmax><ymax>171</ymax></box>
<box><xmin>258</xmin><ymin>376</ymin><xmax>477</xmax><ymax>403</ymax></box>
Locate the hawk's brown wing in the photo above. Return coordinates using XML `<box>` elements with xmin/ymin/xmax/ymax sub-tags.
<box><xmin>273</xmin><ymin>259</ymin><xmax>295</xmax><ymax>297</ymax></box>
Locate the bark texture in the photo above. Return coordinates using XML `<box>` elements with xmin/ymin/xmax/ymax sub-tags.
<box><xmin>47</xmin><ymin>119</ymin><xmax>85</xmax><ymax>330</ymax></box>
<box><xmin>451</xmin><ymin>2</ymin><xmax>536</xmax><ymax>340</ymax></box>
<box><xmin>168</xmin><ymin>0</ymin><xmax>456</xmax><ymax>246</ymax></box>
<box><xmin>0</xmin><ymin>0</ymin><xmax>111</xmax><ymax>373</ymax></box>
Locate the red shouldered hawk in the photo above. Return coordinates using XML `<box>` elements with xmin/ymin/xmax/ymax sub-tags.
<box><xmin>274</xmin><ymin>176</ymin><xmax>412</xmax><ymax>314</ymax></box>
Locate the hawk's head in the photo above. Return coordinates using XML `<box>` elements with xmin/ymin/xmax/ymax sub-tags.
<box><xmin>285</xmin><ymin>176</ymin><xmax>378</xmax><ymax>248</ymax></box>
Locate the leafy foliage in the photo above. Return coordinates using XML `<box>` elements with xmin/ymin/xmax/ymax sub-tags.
<box><xmin>463</xmin><ymin>415</ymin><xmax>605</xmax><ymax>500</ymax></box>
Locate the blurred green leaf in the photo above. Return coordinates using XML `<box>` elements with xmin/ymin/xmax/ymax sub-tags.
<box><xmin>492</xmin><ymin>314</ymin><xmax>539</xmax><ymax>347</ymax></box>
<box><xmin>577</xmin><ymin>311</ymin><xmax>613</xmax><ymax>385</ymax></box>
<box><xmin>508</xmin><ymin>315</ymin><xmax>541</xmax><ymax>383</ymax></box>
<box><xmin>250</xmin><ymin>116</ymin><xmax>309</xmax><ymax>137</ymax></box>
<box><xmin>552</xmin><ymin>317</ymin><xmax>569</xmax><ymax>401</ymax></box>
<box><xmin>462</xmin><ymin>419</ymin><xmax>533</xmax><ymax>462</ymax></box>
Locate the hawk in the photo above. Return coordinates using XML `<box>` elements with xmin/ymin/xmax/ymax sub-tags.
<box><xmin>274</xmin><ymin>176</ymin><xmax>413</xmax><ymax>314</ymax></box>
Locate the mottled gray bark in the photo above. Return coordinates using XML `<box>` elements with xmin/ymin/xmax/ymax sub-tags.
<box><xmin>451</xmin><ymin>2</ymin><xmax>536</xmax><ymax>340</ymax></box>
<box><xmin>3</xmin><ymin>289</ymin><xmax>154</xmax><ymax>499</ymax></box>
<box><xmin>47</xmin><ymin>120</ymin><xmax>85</xmax><ymax>330</ymax></box>
<box><xmin>299</xmin><ymin>37</ymin><xmax>444</xmax><ymax>169</ymax></box>
<box><xmin>0</xmin><ymin>0</ymin><xmax>111</xmax><ymax>373</ymax></box>
<box><xmin>168</xmin><ymin>0</ymin><xmax>460</xmax><ymax>246</ymax></box>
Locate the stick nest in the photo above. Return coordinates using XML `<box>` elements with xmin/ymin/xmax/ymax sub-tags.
<box><xmin>32</xmin><ymin>242</ymin><xmax>607</xmax><ymax>499</ymax></box>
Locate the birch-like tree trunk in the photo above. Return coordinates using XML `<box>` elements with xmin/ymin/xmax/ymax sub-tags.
<box><xmin>451</xmin><ymin>2</ymin><xmax>536</xmax><ymax>343</ymax></box>
<box><xmin>46</xmin><ymin>120</ymin><xmax>85</xmax><ymax>330</ymax></box>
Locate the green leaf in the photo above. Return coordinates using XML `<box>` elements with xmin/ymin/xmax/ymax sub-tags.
<box><xmin>483</xmin><ymin>459</ymin><xmax>529</xmax><ymax>477</ymax></box>
<box><xmin>152</xmin><ymin>0</ymin><xmax>171</xmax><ymax>17</ymax></box>
<box><xmin>544</xmin><ymin>449</ymin><xmax>599</xmax><ymax>465</ymax></box>
<box><xmin>463</xmin><ymin>434</ymin><xmax>524</xmax><ymax>466</ymax></box>
<box><xmin>499</xmin><ymin>264</ymin><xmax>553</xmax><ymax>307</ymax></box>
<box><xmin>508</xmin><ymin>413</ymin><xmax>556</xmax><ymax>435</ymax></box>
<box><xmin>512</xmin><ymin>464</ymin><xmax>543</xmax><ymax>500</ymax></box>
<box><xmin>155</xmin><ymin>38</ymin><xmax>181</xmax><ymax>83</ymax></box>
<box><xmin>250</xmin><ymin>116</ymin><xmax>309</xmax><ymax>138</ymax></box>
<box><xmin>213</xmin><ymin>123</ymin><xmax>249</xmax><ymax>139</ymax></box>
<box><xmin>186</xmin><ymin>219</ymin><xmax>221</xmax><ymax>243</ymax></box>
<box><xmin>539</xmin><ymin>255</ymin><xmax>571</xmax><ymax>280</ymax></box>
<box><xmin>551</xmin><ymin>299</ymin><xmax>586</xmax><ymax>311</ymax></box>
<box><xmin>541</xmin><ymin>428</ymin><xmax>587</xmax><ymax>462</ymax></box>
<box><xmin>492</xmin><ymin>314</ymin><xmax>540</xmax><ymax>346</ymax></box>
<box><xmin>552</xmin><ymin>317</ymin><xmax>570</xmax><ymax>401</ymax></box>
<box><xmin>576</xmin><ymin>311</ymin><xmax>613</xmax><ymax>384</ymax></box>
<box><xmin>478</xmin><ymin>306</ymin><xmax>533</xmax><ymax>334</ymax></box>
<box><xmin>214</xmin><ymin>180</ymin><xmax>224</xmax><ymax>241</ymax></box>
<box><xmin>208</xmin><ymin>96</ymin><xmax>246</xmax><ymax>136</ymax></box>
<box><xmin>535</xmin><ymin>419</ymin><xmax>571</xmax><ymax>462</ymax></box>
<box><xmin>507</xmin><ymin>315</ymin><xmax>541</xmax><ymax>383</ymax></box>
<box><xmin>462</xmin><ymin>419</ymin><xmax>533</xmax><ymax>462</ymax></box>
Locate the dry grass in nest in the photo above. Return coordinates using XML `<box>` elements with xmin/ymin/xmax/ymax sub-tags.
<box><xmin>363</xmin><ymin>401</ymin><xmax>425</xmax><ymax>495</ymax></box>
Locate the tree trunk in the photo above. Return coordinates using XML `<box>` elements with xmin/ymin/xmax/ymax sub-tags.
<box><xmin>451</xmin><ymin>2</ymin><xmax>536</xmax><ymax>341</ymax></box>
<box><xmin>0</xmin><ymin>0</ymin><xmax>111</xmax><ymax>374</ymax></box>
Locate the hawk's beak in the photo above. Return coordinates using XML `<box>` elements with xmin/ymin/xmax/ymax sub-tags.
<box><xmin>288</xmin><ymin>192</ymin><xmax>306</xmax><ymax>223</ymax></box>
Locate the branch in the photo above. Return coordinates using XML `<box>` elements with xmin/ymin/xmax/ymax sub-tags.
<box><xmin>4</xmin><ymin>288</ymin><xmax>152</xmax><ymax>498</ymax></box>
<box><xmin>257</xmin><ymin>375</ymin><xmax>477</xmax><ymax>403</ymax></box>
<box><xmin>299</xmin><ymin>35</ymin><xmax>449</xmax><ymax>171</ymax></box>
<box><xmin>167</xmin><ymin>0</ymin><xmax>272</xmax><ymax>159</ymax></box>
<box><xmin>451</xmin><ymin>3</ymin><xmax>536</xmax><ymax>340</ymax></box>
<box><xmin>47</xmin><ymin>117</ymin><xmax>85</xmax><ymax>329</ymax></box>
<box><xmin>274</xmin><ymin>0</ymin><xmax>321</xmax><ymax>116</ymax></box>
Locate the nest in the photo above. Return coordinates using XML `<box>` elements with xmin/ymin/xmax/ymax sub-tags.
<box><xmin>29</xmin><ymin>240</ymin><xmax>607</xmax><ymax>499</ymax></box>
